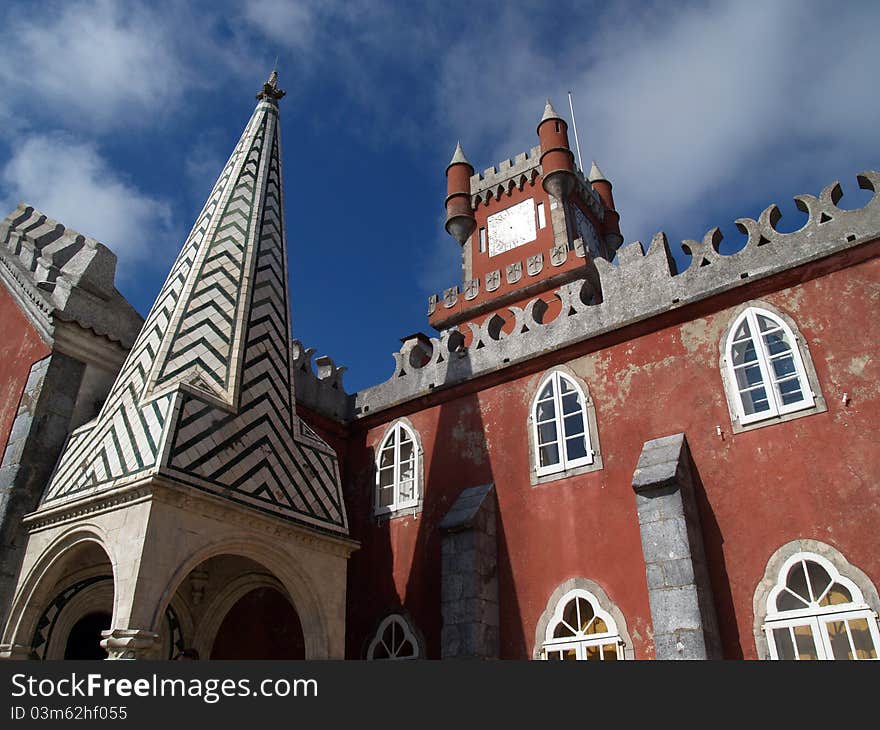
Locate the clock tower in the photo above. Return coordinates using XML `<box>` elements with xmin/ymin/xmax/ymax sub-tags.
<box><xmin>431</xmin><ymin>99</ymin><xmax>623</xmax><ymax>337</ymax></box>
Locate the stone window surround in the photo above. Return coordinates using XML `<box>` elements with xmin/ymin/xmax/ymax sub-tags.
<box><xmin>718</xmin><ymin>300</ymin><xmax>827</xmax><ymax>434</ymax></box>
<box><xmin>364</xmin><ymin>612</ymin><xmax>425</xmax><ymax>660</ymax></box>
<box><xmin>527</xmin><ymin>365</ymin><xmax>603</xmax><ymax>486</ymax></box>
<box><xmin>372</xmin><ymin>417</ymin><xmax>424</xmax><ymax>520</ymax></box>
<box><xmin>532</xmin><ymin>578</ymin><xmax>634</xmax><ymax>660</ymax></box>
<box><xmin>752</xmin><ymin>539</ymin><xmax>880</xmax><ymax>660</ymax></box>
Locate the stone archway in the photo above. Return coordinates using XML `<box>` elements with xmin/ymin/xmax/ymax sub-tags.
<box><xmin>1</xmin><ymin>529</ymin><xmax>116</xmax><ymax>660</ymax></box>
<box><xmin>211</xmin><ymin>586</ymin><xmax>305</xmax><ymax>659</ymax></box>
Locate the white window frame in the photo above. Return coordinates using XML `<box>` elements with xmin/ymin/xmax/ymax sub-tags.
<box><xmin>764</xmin><ymin>552</ymin><xmax>880</xmax><ymax>661</ymax></box>
<box><xmin>366</xmin><ymin>614</ymin><xmax>420</xmax><ymax>660</ymax></box>
<box><xmin>531</xmin><ymin>371</ymin><xmax>594</xmax><ymax>477</ymax></box>
<box><xmin>374</xmin><ymin>421</ymin><xmax>421</xmax><ymax>516</ymax></box>
<box><xmin>541</xmin><ymin>588</ymin><xmax>625</xmax><ymax>661</ymax></box>
<box><xmin>724</xmin><ymin>306</ymin><xmax>815</xmax><ymax>426</ymax></box>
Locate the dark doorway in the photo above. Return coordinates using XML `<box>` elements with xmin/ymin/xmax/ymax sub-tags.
<box><xmin>211</xmin><ymin>587</ymin><xmax>306</xmax><ymax>659</ymax></box>
<box><xmin>64</xmin><ymin>611</ymin><xmax>111</xmax><ymax>659</ymax></box>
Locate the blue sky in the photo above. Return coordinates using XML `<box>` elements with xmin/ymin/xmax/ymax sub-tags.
<box><xmin>0</xmin><ymin>0</ymin><xmax>877</xmax><ymax>393</ymax></box>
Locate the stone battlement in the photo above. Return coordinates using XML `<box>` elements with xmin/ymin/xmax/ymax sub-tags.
<box><xmin>292</xmin><ymin>171</ymin><xmax>880</xmax><ymax>422</ymax></box>
<box><xmin>0</xmin><ymin>204</ymin><xmax>143</xmax><ymax>348</ymax></box>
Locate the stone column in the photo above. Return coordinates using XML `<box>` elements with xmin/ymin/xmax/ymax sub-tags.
<box><xmin>631</xmin><ymin>433</ymin><xmax>722</xmax><ymax>660</ymax></box>
<box><xmin>439</xmin><ymin>483</ymin><xmax>499</xmax><ymax>659</ymax></box>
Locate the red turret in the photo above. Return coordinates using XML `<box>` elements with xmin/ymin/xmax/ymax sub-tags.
<box><xmin>589</xmin><ymin>160</ymin><xmax>623</xmax><ymax>252</ymax></box>
<box><xmin>537</xmin><ymin>99</ymin><xmax>576</xmax><ymax>201</ymax></box>
<box><xmin>445</xmin><ymin>142</ymin><xmax>476</xmax><ymax>245</ymax></box>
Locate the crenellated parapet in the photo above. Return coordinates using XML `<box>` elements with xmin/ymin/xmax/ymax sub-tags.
<box><xmin>351</xmin><ymin>171</ymin><xmax>880</xmax><ymax>417</ymax></box>
<box><xmin>291</xmin><ymin>339</ymin><xmax>353</xmax><ymax>421</ymax></box>
<box><xmin>0</xmin><ymin>204</ymin><xmax>143</xmax><ymax>349</ymax></box>
<box><xmin>469</xmin><ymin>146</ymin><xmax>604</xmax><ymax>219</ymax></box>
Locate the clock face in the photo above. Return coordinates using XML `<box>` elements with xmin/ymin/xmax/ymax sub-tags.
<box><xmin>487</xmin><ymin>199</ymin><xmax>537</xmax><ymax>256</ymax></box>
<box><xmin>573</xmin><ymin>205</ymin><xmax>602</xmax><ymax>259</ymax></box>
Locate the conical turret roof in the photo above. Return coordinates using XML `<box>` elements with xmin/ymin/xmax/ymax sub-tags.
<box><xmin>540</xmin><ymin>98</ymin><xmax>564</xmax><ymax>124</ymax></box>
<box><xmin>41</xmin><ymin>75</ymin><xmax>348</xmax><ymax>535</ymax></box>
<box><xmin>589</xmin><ymin>160</ymin><xmax>609</xmax><ymax>183</ymax></box>
<box><xmin>447</xmin><ymin>141</ymin><xmax>472</xmax><ymax>170</ymax></box>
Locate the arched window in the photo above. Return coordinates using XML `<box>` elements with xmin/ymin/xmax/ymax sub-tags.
<box><xmin>541</xmin><ymin>589</ymin><xmax>625</xmax><ymax>661</ymax></box>
<box><xmin>366</xmin><ymin>615</ymin><xmax>420</xmax><ymax>660</ymax></box>
<box><xmin>375</xmin><ymin>421</ymin><xmax>420</xmax><ymax>514</ymax></box>
<box><xmin>724</xmin><ymin>307</ymin><xmax>814</xmax><ymax>425</ymax></box>
<box><xmin>764</xmin><ymin>553</ymin><xmax>880</xmax><ymax>660</ymax></box>
<box><xmin>532</xmin><ymin>371</ymin><xmax>594</xmax><ymax>477</ymax></box>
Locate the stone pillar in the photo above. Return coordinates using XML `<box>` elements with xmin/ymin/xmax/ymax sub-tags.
<box><xmin>0</xmin><ymin>353</ymin><xmax>85</xmax><ymax>630</ymax></box>
<box><xmin>101</xmin><ymin>629</ymin><xmax>161</xmax><ymax>660</ymax></box>
<box><xmin>439</xmin><ymin>483</ymin><xmax>499</xmax><ymax>659</ymax></box>
<box><xmin>631</xmin><ymin>433</ymin><xmax>722</xmax><ymax>659</ymax></box>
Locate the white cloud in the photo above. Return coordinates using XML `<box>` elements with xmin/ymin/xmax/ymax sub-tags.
<box><xmin>435</xmin><ymin>1</ymin><xmax>880</xmax><ymax>251</ymax></box>
<box><xmin>0</xmin><ymin>0</ymin><xmax>191</xmax><ymax>131</ymax></box>
<box><xmin>0</xmin><ymin>133</ymin><xmax>173</xmax><ymax>273</ymax></box>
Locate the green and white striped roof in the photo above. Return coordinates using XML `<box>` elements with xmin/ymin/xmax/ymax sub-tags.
<box><xmin>41</xmin><ymin>74</ymin><xmax>348</xmax><ymax>535</ymax></box>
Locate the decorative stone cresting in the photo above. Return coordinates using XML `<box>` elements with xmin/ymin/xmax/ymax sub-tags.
<box><xmin>0</xmin><ymin>205</ymin><xmax>143</xmax><ymax>347</ymax></box>
<box><xmin>332</xmin><ymin>171</ymin><xmax>878</xmax><ymax>418</ymax></box>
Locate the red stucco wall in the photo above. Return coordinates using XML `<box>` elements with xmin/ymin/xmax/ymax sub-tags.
<box><xmin>341</xmin><ymin>255</ymin><xmax>880</xmax><ymax>659</ymax></box>
<box><xmin>0</xmin><ymin>284</ymin><xmax>50</xmax><ymax>464</ymax></box>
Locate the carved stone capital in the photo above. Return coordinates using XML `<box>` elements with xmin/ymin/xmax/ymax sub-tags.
<box><xmin>100</xmin><ymin>629</ymin><xmax>160</xmax><ymax>660</ymax></box>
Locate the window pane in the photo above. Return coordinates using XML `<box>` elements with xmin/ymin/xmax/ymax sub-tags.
<box><xmin>560</xmin><ymin>599</ymin><xmax>579</xmax><ymax>635</ymax></box>
<box><xmin>732</xmin><ymin>321</ymin><xmax>751</xmax><ymax>341</ymax></box>
<box><xmin>584</xmin><ymin>644</ymin><xmax>601</xmax><ymax>661</ymax></box>
<box><xmin>825</xmin><ymin>620</ymin><xmax>853</xmax><ymax>660</ymax></box>
<box><xmin>586</xmin><ymin>617</ymin><xmax>607</xmax><ymax>636</ymax></box>
<box><xmin>399</xmin><ymin>439</ymin><xmax>413</xmax><ymax>462</ymax></box>
<box><xmin>770</xmin><ymin>355</ymin><xmax>797</xmax><ymax>379</ymax></box>
<box><xmin>565</xmin><ymin>436</ymin><xmax>588</xmax><ymax>462</ymax></box>
<box><xmin>378</xmin><ymin>485</ymin><xmax>394</xmax><ymax>507</ymax></box>
<box><xmin>379</xmin><ymin>446</ymin><xmax>394</xmax><ymax>469</ymax></box>
<box><xmin>563</xmin><ymin>412</ymin><xmax>584</xmax><ymax>438</ymax></box>
<box><xmin>538</xmin><ymin>421</ymin><xmax>558</xmax><ymax>446</ymax></box>
<box><xmin>763</xmin><ymin>331</ymin><xmax>792</xmax><ymax>356</ymax></box>
<box><xmin>539</xmin><ymin>444</ymin><xmax>560</xmax><ymax>467</ymax></box>
<box><xmin>398</xmin><ymin>639</ymin><xmax>415</xmax><ymax>658</ymax></box>
<box><xmin>805</xmin><ymin>561</ymin><xmax>832</xmax><ymax>603</ymax></box>
<box><xmin>539</xmin><ymin>382</ymin><xmax>554</xmax><ymax>401</ymax></box>
<box><xmin>734</xmin><ymin>363</ymin><xmax>765</xmax><ymax>389</ymax></box>
<box><xmin>818</xmin><ymin>583</ymin><xmax>852</xmax><ymax>607</ymax></box>
<box><xmin>536</xmin><ymin>400</ymin><xmax>555</xmax><ymax>422</ymax></box>
<box><xmin>757</xmin><ymin>314</ymin><xmax>779</xmax><ymax>333</ymax></box>
<box><xmin>577</xmin><ymin>598</ymin><xmax>594</xmax><ymax>631</ymax></box>
<box><xmin>731</xmin><ymin>339</ymin><xmax>758</xmax><ymax>366</ymax></box>
<box><xmin>561</xmin><ymin>392</ymin><xmax>581</xmax><ymax>415</ymax></box>
<box><xmin>777</xmin><ymin>377</ymin><xmax>804</xmax><ymax>405</ymax></box>
<box><xmin>771</xmin><ymin>628</ymin><xmax>796</xmax><ymax>660</ymax></box>
<box><xmin>378</xmin><ymin>467</ymin><xmax>394</xmax><ymax>488</ymax></box>
<box><xmin>785</xmin><ymin>562</ymin><xmax>810</xmax><ymax>602</ymax></box>
<box><xmin>740</xmin><ymin>386</ymin><xmax>770</xmax><ymax>415</ymax></box>
<box><xmin>849</xmin><ymin>618</ymin><xmax>878</xmax><ymax>659</ymax></box>
<box><xmin>602</xmin><ymin>643</ymin><xmax>619</xmax><ymax>661</ymax></box>
<box><xmin>399</xmin><ymin>458</ymin><xmax>414</xmax><ymax>482</ymax></box>
<box><xmin>793</xmin><ymin>624</ymin><xmax>819</xmax><ymax>660</ymax></box>
<box><xmin>559</xmin><ymin>377</ymin><xmax>574</xmax><ymax>395</ymax></box>
<box><xmin>398</xmin><ymin>479</ymin><xmax>414</xmax><ymax>502</ymax></box>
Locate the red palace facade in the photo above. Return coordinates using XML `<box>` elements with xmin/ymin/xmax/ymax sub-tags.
<box><xmin>0</xmin><ymin>83</ymin><xmax>878</xmax><ymax>661</ymax></box>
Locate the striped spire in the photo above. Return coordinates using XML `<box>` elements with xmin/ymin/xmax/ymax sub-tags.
<box><xmin>41</xmin><ymin>77</ymin><xmax>349</xmax><ymax>535</ymax></box>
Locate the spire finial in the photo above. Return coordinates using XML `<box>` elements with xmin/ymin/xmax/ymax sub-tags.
<box><xmin>541</xmin><ymin>98</ymin><xmax>561</xmax><ymax>123</ymax></box>
<box><xmin>448</xmin><ymin>141</ymin><xmax>471</xmax><ymax>168</ymax></box>
<box><xmin>257</xmin><ymin>67</ymin><xmax>286</xmax><ymax>103</ymax></box>
<box><xmin>589</xmin><ymin>160</ymin><xmax>608</xmax><ymax>183</ymax></box>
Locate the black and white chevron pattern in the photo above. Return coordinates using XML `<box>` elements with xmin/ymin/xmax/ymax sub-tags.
<box><xmin>41</xmin><ymin>99</ymin><xmax>347</xmax><ymax>533</ymax></box>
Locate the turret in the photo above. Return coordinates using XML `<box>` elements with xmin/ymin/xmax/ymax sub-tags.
<box><xmin>537</xmin><ymin>99</ymin><xmax>577</xmax><ymax>200</ymax></box>
<box><xmin>589</xmin><ymin>160</ymin><xmax>623</xmax><ymax>253</ymax></box>
<box><xmin>445</xmin><ymin>142</ymin><xmax>476</xmax><ymax>245</ymax></box>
